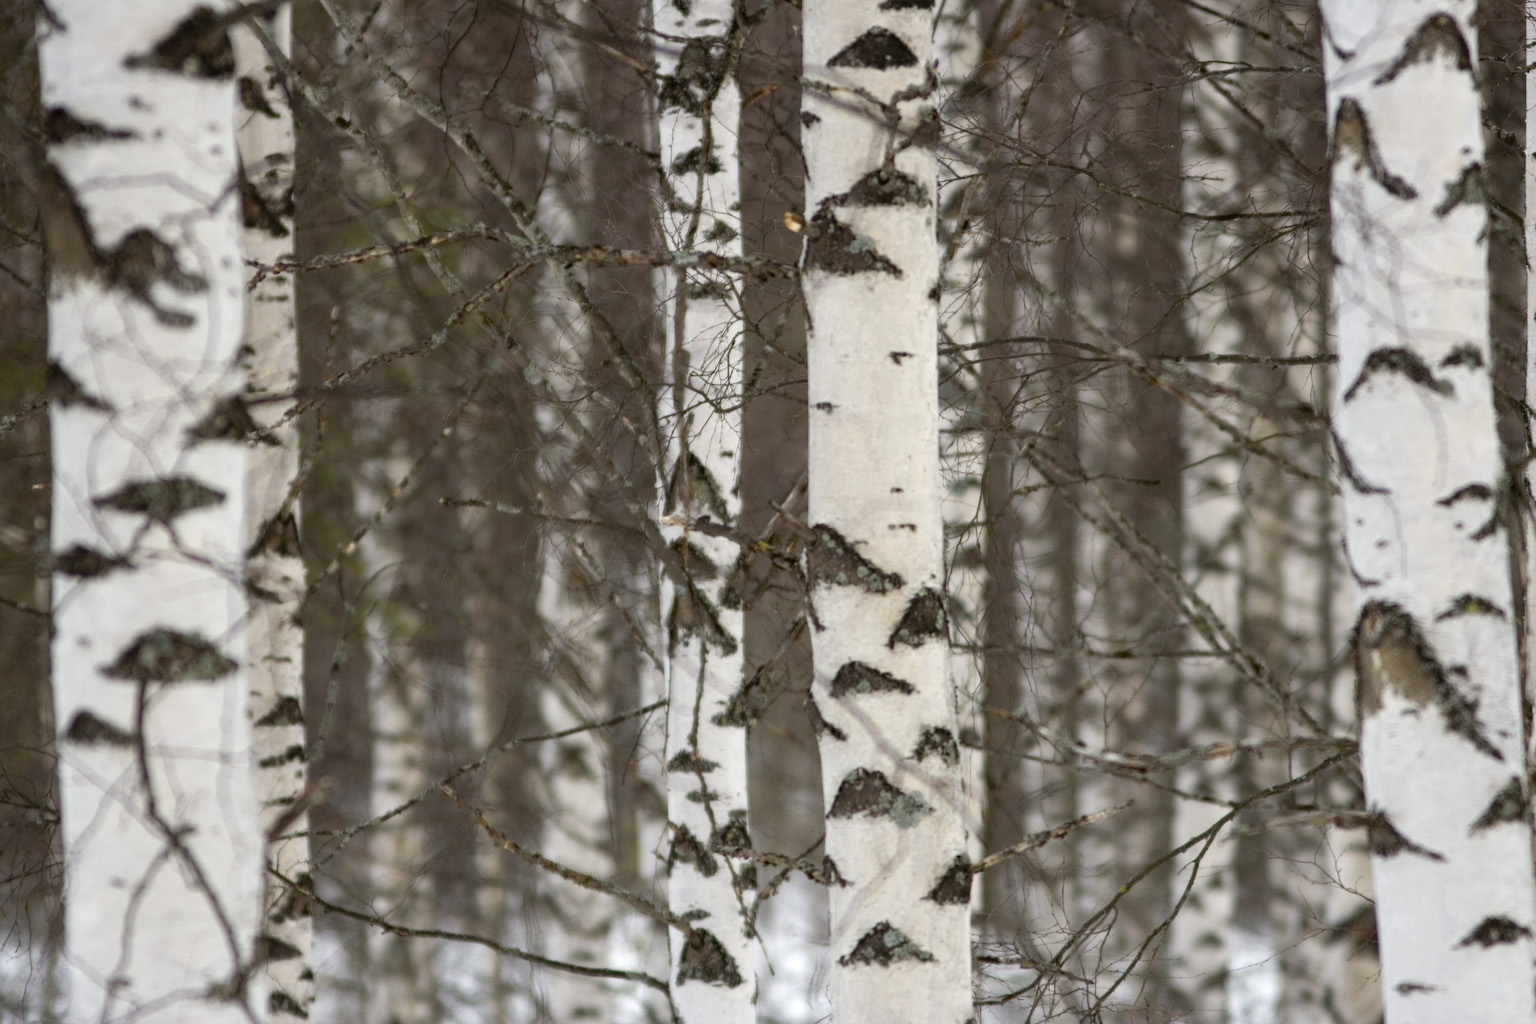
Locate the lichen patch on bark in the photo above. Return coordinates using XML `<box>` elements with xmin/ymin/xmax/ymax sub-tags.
<box><xmin>828</xmin><ymin>767</ymin><xmax>932</xmax><ymax>826</ymax></box>
<box><xmin>124</xmin><ymin>6</ymin><xmax>236</xmax><ymax>79</ymax></box>
<box><xmin>837</xmin><ymin>921</ymin><xmax>935</xmax><ymax>967</ymax></box>
<box><xmin>64</xmin><ymin>710</ymin><xmax>135</xmax><ymax>747</ymax></box>
<box><xmin>911</xmin><ymin>726</ymin><xmax>959</xmax><ymax>766</ymax></box>
<box><xmin>888</xmin><ymin>588</ymin><xmax>946</xmax><ymax>648</ymax></box>
<box><xmin>830</xmin><ymin>660</ymin><xmax>914</xmax><ymax>697</ymax></box>
<box><xmin>1373</xmin><ymin>13</ymin><xmax>1472</xmax><ymax>85</ymax></box>
<box><xmin>924</xmin><ymin>856</ymin><xmax>972</xmax><ymax>905</ymax></box>
<box><xmin>808</xmin><ymin>524</ymin><xmax>903</xmax><ymax>592</ymax></box>
<box><xmin>94</xmin><ymin>476</ymin><xmax>226</xmax><ymax>524</ymax></box>
<box><xmin>102</xmin><ymin>628</ymin><xmax>238</xmax><ymax>683</ymax></box>
<box><xmin>677</xmin><ymin>926</ymin><xmax>745</xmax><ymax>987</ymax></box>
<box><xmin>668</xmin><ymin>823</ymin><xmax>720</xmax><ymax>877</ymax></box>
<box><xmin>1456</xmin><ymin>916</ymin><xmax>1533</xmax><ymax>948</ymax></box>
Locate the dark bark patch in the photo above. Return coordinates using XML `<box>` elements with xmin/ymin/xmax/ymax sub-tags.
<box><xmin>240</xmin><ymin>169</ymin><xmax>291</xmax><ymax>239</ymax></box>
<box><xmin>259</xmin><ymin>744</ymin><xmax>306</xmax><ymax>769</ymax></box>
<box><xmin>64</xmin><ymin>710</ymin><xmax>134</xmax><ymax>747</ymax></box>
<box><xmin>888</xmin><ymin>588</ymin><xmax>946</xmax><ymax>648</ymax></box>
<box><xmin>189</xmin><ymin>395</ymin><xmax>275</xmax><ymax>445</ymax></box>
<box><xmin>1471</xmin><ymin>777</ymin><xmax>1528</xmax><ymax>832</ymax></box>
<box><xmin>95</xmin><ymin>476</ymin><xmax>225</xmax><ymax>524</ymax></box>
<box><xmin>269</xmin><ymin>991</ymin><xmax>307</xmax><ymax>1018</ymax></box>
<box><xmin>125</xmin><ymin>6</ymin><xmax>235</xmax><ymax>79</ymax></box>
<box><xmin>1366</xmin><ymin>810</ymin><xmax>1444</xmax><ymax>861</ymax></box>
<box><xmin>1331</xmin><ymin>99</ymin><xmax>1417</xmax><ymax>200</ymax></box>
<box><xmin>659</xmin><ymin>37</ymin><xmax>729</xmax><ymax>117</ymax></box>
<box><xmin>54</xmin><ymin>544</ymin><xmax>131</xmax><ymax>578</ymax></box>
<box><xmin>667</xmin><ymin>748</ymin><xmax>721</xmax><ymax>774</ymax></box>
<box><xmin>255</xmin><ymin>695</ymin><xmax>304</xmax><ymax>728</ymax></box>
<box><xmin>257</xmin><ymin>935</ymin><xmax>303</xmax><ymax>963</ymax></box>
<box><xmin>912</xmin><ymin>726</ymin><xmax>959</xmax><ymax>767</ymax></box>
<box><xmin>808</xmin><ymin>524</ymin><xmax>903</xmax><ymax>592</ymax></box>
<box><xmin>1433</xmin><ymin>162</ymin><xmax>1485</xmax><ymax>218</ymax></box>
<box><xmin>102</xmin><ymin>628</ymin><xmax>237</xmax><ymax>683</ymax></box>
<box><xmin>1331</xmin><ymin>427</ymin><xmax>1385</xmax><ymax>494</ymax></box>
<box><xmin>252</xmin><ymin>512</ymin><xmax>301</xmax><ymax>559</ymax></box>
<box><xmin>879</xmin><ymin>0</ymin><xmax>934</xmax><ymax>8</ymax></box>
<box><xmin>806</xmin><ymin>696</ymin><xmax>846</xmax><ymax>740</ymax></box>
<box><xmin>1343</xmin><ymin>347</ymin><xmax>1449</xmax><ymax>402</ymax></box>
<box><xmin>838</xmin><ymin>168</ymin><xmax>927</xmax><ymax>208</ymax></box>
<box><xmin>238</xmin><ymin>76</ymin><xmax>280</xmax><ymax>118</ymax></box>
<box><xmin>821</xmin><ymin>855</ymin><xmax>848</xmax><ymax>886</ymax></box>
<box><xmin>671</xmin><ymin>537</ymin><xmax>720</xmax><ymax>582</ymax></box>
<box><xmin>828</xmin><ymin>28</ymin><xmax>918</xmax><ymax>70</ymax></box>
<box><xmin>45</xmin><ymin>108</ymin><xmax>134</xmax><ymax>144</ymax></box>
<box><xmin>828</xmin><ymin>767</ymin><xmax>931</xmax><ymax>827</ymax></box>
<box><xmin>47</xmin><ymin>361</ymin><xmax>111</xmax><ymax>412</ymax></box>
<box><xmin>710</xmin><ymin>809</ymin><xmax>751</xmax><ymax>854</ymax></box>
<box><xmin>671</xmin><ymin>145</ymin><xmax>724</xmax><ymax>178</ymax></box>
<box><xmin>1355</xmin><ymin>601</ymin><xmax>1501</xmax><ymax>759</ymax></box>
<box><xmin>668</xmin><ymin>823</ymin><xmax>719</xmax><ymax>877</ymax></box>
<box><xmin>1437</xmin><ymin>483</ymin><xmax>1494</xmax><ymax>507</ymax></box>
<box><xmin>1374</xmin><ymin>14</ymin><xmax>1472</xmax><ymax>85</ymax></box>
<box><xmin>666</xmin><ymin>450</ymin><xmax>730</xmax><ymax>522</ymax></box>
<box><xmin>1456</xmin><ymin>916</ymin><xmax>1532</xmax><ymax>948</ymax></box>
<box><xmin>1434</xmin><ymin>593</ymin><xmax>1506</xmax><ymax>620</ymax></box>
<box><xmin>1396</xmin><ymin>982</ymin><xmax>1436</xmax><ymax>996</ymax></box>
<box><xmin>677</xmin><ymin>926</ymin><xmax>744</xmax><ymax>987</ymax></box>
<box><xmin>830</xmin><ymin>661</ymin><xmax>913</xmax><ymax>697</ymax></box>
<box><xmin>107</xmin><ymin>228</ymin><xmax>210</xmax><ymax>327</ymax></box>
<box><xmin>806</xmin><ymin>210</ymin><xmax>901</xmax><ymax>277</ymax></box>
<box><xmin>838</xmin><ymin>921</ymin><xmax>935</xmax><ymax>966</ymax></box>
<box><xmin>905</xmin><ymin>106</ymin><xmax>940</xmax><ymax>150</ymax></box>
<box><xmin>924</xmin><ymin>855</ymin><xmax>972</xmax><ymax>905</ymax></box>
<box><xmin>1440</xmin><ymin>343</ymin><xmax>1484</xmax><ymax>369</ymax></box>
<box><xmin>668</xmin><ymin>580</ymin><xmax>736</xmax><ymax>656</ymax></box>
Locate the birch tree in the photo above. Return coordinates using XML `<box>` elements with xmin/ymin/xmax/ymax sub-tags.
<box><xmin>233</xmin><ymin>8</ymin><xmax>313</xmax><ymax>1021</ymax></box>
<box><xmin>802</xmin><ymin>2</ymin><xmax>971</xmax><ymax>1021</ymax></box>
<box><xmin>1324</xmin><ymin>3</ymin><xmax>1536</xmax><ymax>1017</ymax></box>
<box><xmin>40</xmin><ymin>2</ymin><xmax>266</xmax><ymax>1019</ymax></box>
<box><xmin>655</xmin><ymin>0</ymin><xmax>756</xmax><ymax>1018</ymax></box>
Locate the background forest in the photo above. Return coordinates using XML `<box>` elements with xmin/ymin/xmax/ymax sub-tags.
<box><xmin>0</xmin><ymin>1</ymin><xmax>1531</xmax><ymax>1022</ymax></box>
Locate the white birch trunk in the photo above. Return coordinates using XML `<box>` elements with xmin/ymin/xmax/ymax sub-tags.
<box><xmin>1324</xmin><ymin>4</ymin><xmax>1536</xmax><ymax>1018</ymax></box>
<box><xmin>41</xmin><ymin>3</ymin><xmax>266</xmax><ymax>1019</ymax></box>
<box><xmin>803</xmin><ymin>3</ymin><xmax>972</xmax><ymax>1022</ymax></box>
<box><xmin>232</xmin><ymin>9</ymin><xmax>312</xmax><ymax>1022</ymax></box>
<box><xmin>654</xmin><ymin>0</ymin><xmax>755</xmax><ymax>1018</ymax></box>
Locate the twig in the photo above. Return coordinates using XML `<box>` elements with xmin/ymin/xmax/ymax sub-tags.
<box><xmin>971</xmin><ymin>803</ymin><xmax>1134</xmax><ymax>875</ymax></box>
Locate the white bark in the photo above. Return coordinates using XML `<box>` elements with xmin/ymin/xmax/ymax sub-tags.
<box><xmin>803</xmin><ymin>3</ymin><xmax>971</xmax><ymax>1022</ymax></box>
<box><xmin>232</xmin><ymin>9</ymin><xmax>312</xmax><ymax>1022</ymax></box>
<box><xmin>1324</xmin><ymin>3</ymin><xmax>1536</xmax><ymax>1019</ymax></box>
<box><xmin>655</xmin><ymin>1</ymin><xmax>754</xmax><ymax>1019</ymax></box>
<box><xmin>41</xmin><ymin>3</ymin><xmax>266</xmax><ymax>1020</ymax></box>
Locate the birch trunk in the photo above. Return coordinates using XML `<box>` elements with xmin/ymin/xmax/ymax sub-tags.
<box><xmin>41</xmin><ymin>3</ymin><xmax>266</xmax><ymax>1019</ymax></box>
<box><xmin>232</xmin><ymin>9</ymin><xmax>312</xmax><ymax>1022</ymax></box>
<box><xmin>654</xmin><ymin>1</ymin><xmax>755</xmax><ymax>1018</ymax></box>
<box><xmin>1324</xmin><ymin>3</ymin><xmax>1536</xmax><ymax>1018</ymax></box>
<box><xmin>803</xmin><ymin>3</ymin><xmax>971</xmax><ymax>1021</ymax></box>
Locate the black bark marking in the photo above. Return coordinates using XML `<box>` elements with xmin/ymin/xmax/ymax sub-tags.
<box><xmin>808</xmin><ymin>524</ymin><xmax>903</xmax><ymax>592</ymax></box>
<box><xmin>828</xmin><ymin>28</ymin><xmax>917</xmax><ymax>70</ymax></box>
<box><xmin>687</xmin><ymin>785</ymin><xmax>723</xmax><ymax>804</ymax></box>
<box><xmin>677</xmin><ymin>927</ymin><xmax>745</xmax><ymax>987</ymax></box>
<box><xmin>806</xmin><ymin>696</ymin><xmax>847</xmax><ymax>740</ymax></box>
<box><xmin>255</xmin><ymin>695</ymin><xmax>304</xmax><ymax>728</ymax></box>
<box><xmin>1439</xmin><ymin>343</ymin><xmax>1484</xmax><ymax>369</ymax></box>
<box><xmin>95</xmin><ymin>477</ymin><xmax>225</xmax><ymax>524</ymax></box>
<box><xmin>1355</xmin><ymin>601</ymin><xmax>1502</xmax><ymax>759</ymax></box>
<box><xmin>110</xmin><ymin>228</ymin><xmax>211</xmax><ymax>327</ymax></box>
<box><xmin>45</xmin><ymin>108</ymin><xmax>134</xmax><ymax>144</ymax></box>
<box><xmin>912</xmin><ymin>726</ymin><xmax>959</xmax><ymax>767</ymax></box>
<box><xmin>670</xmin><ymin>145</ymin><xmax>724</xmax><ymax>177</ymax></box>
<box><xmin>125</xmin><ymin>6</ymin><xmax>235</xmax><ymax>79</ymax></box>
<box><xmin>1366</xmin><ymin>810</ymin><xmax>1444</xmax><ymax>861</ymax></box>
<box><xmin>712</xmin><ymin>665</ymin><xmax>765</xmax><ymax>728</ymax></box>
<box><xmin>668</xmin><ymin>823</ymin><xmax>719</xmax><ymax>877</ymax></box>
<box><xmin>924</xmin><ymin>855</ymin><xmax>972</xmax><ymax>905</ymax></box>
<box><xmin>1437</xmin><ymin>483</ymin><xmax>1494</xmax><ymax>507</ymax></box>
<box><xmin>1435</xmin><ymin>593</ymin><xmax>1506</xmax><ymax>620</ymax></box>
<box><xmin>189</xmin><ymin>395</ymin><xmax>275</xmax><ymax>445</ymax></box>
<box><xmin>1343</xmin><ymin>348</ymin><xmax>1449</xmax><ymax>401</ymax></box>
<box><xmin>102</xmin><ymin>628</ymin><xmax>237</xmax><ymax>683</ymax></box>
<box><xmin>1396</xmin><ymin>982</ymin><xmax>1436</xmax><ymax>996</ymax></box>
<box><xmin>666</xmin><ymin>450</ymin><xmax>730</xmax><ymax>522</ymax></box>
<box><xmin>709</xmin><ymin>809</ymin><xmax>751</xmax><ymax>854</ymax></box>
<box><xmin>888</xmin><ymin>588</ymin><xmax>946</xmax><ymax>648</ymax></box>
<box><xmin>1471</xmin><ymin>777</ymin><xmax>1528</xmax><ymax>831</ymax></box>
<box><xmin>905</xmin><ymin>106</ymin><xmax>940</xmax><ymax>150</ymax></box>
<box><xmin>1374</xmin><ymin>14</ymin><xmax>1473</xmax><ymax>85</ymax></box>
<box><xmin>836</xmin><ymin>167</ymin><xmax>927</xmax><ymax>207</ymax></box>
<box><xmin>64</xmin><ymin>710</ymin><xmax>135</xmax><ymax>747</ymax></box>
<box><xmin>269</xmin><ymin>992</ymin><xmax>306</xmax><ymax>1017</ymax></box>
<box><xmin>879</xmin><ymin>0</ymin><xmax>934</xmax><ymax>7</ymax></box>
<box><xmin>258</xmin><ymin>744</ymin><xmax>306</xmax><ymax>768</ymax></box>
<box><xmin>238</xmin><ymin>76</ymin><xmax>280</xmax><ymax>118</ymax></box>
<box><xmin>800</xmin><ymin>112</ymin><xmax>820</xmax><ymax>128</ymax></box>
<box><xmin>889</xmin><ymin>351</ymin><xmax>913</xmax><ymax>364</ymax></box>
<box><xmin>838</xmin><ymin>921</ymin><xmax>935</xmax><ymax>966</ymax></box>
<box><xmin>240</xmin><ymin>168</ymin><xmax>291</xmax><ymax>239</ymax></box>
<box><xmin>660</xmin><ymin>37</ymin><xmax>729</xmax><ymax>117</ymax></box>
<box><xmin>667</xmin><ymin>578</ymin><xmax>737</xmax><ymax>656</ymax></box>
<box><xmin>828</xmin><ymin>767</ymin><xmax>932</xmax><ymax>827</ymax></box>
<box><xmin>667</xmin><ymin>748</ymin><xmax>721</xmax><ymax>773</ymax></box>
<box><xmin>1331</xmin><ymin>426</ymin><xmax>1386</xmax><ymax>494</ymax></box>
<box><xmin>257</xmin><ymin>935</ymin><xmax>303</xmax><ymax>963</ymax></box>
<box><xmin>1433</xmin><ymin>162</ymin><xmax>1485</xmax><ymax>218</ymax></box>
<box><xmin>1331</xmin><ymin>99</ymin><xmax>1417</xmax><ymax>200</ymax></box>
<box><xmin>821</xmin><ymin>855</ymin><xmax>848</xmax><ymax>886</ymax></box>
<box><xmin>806</xmin><ymin>210</ymin><xmax>901</xmax><ymax>277</ymax></box>
<box><xmin>830</xmin><ymin>661</ymin><xmax>914</xmax><ymax>697</ymax></box>
<box><xmin>1456</xmin><ymin>916</ymin><xmax>1532</xmax><ymax>948</ymax></box>
<box><xmin>46</xmin><ymin>362</ymin><xmax>112</xmax><ymax>412</ymax></box>
<box><xmin>54</xmin><ymin>544</ymin><xmax>131</xmax><ymax>578</ymax></box>
<box><xmin>252</xmin><ymin>511</ymin><xmax>301</xmax><ymax>559</ymax></box>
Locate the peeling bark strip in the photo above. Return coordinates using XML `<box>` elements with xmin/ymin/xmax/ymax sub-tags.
<box><xmin>44</xmin><ymin>2</ymin><xmax>266</xmax><ymax>1019</ymax></box>
<box><xmin>805</xmin><ymin>0</ymin><xmax>969</xmax><ymax>1018</ymax></box>
<box><xmin>1325</xmin><ymin>2</ymin><xmax>1536</xmax><ymax>1017</ymax></box>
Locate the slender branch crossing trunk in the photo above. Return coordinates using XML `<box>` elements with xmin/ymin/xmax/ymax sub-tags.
<box><xmin>655</xmin><ymin>0</ymin><xmax>755</xmax><ymax>1018</ymax></box>
<box><xmin>233</xmin><ymin>9</ymin><xmax>313</xmax><ymax>1021</ymax></box>
<box><xmin>802</xmin><ymin>3</ymin><xmax>971</xmax><ymax>1022</ymax></box>
<box><xmin>41</xmin><ymin>3</ymin><xmax>266</xmax><ymax>1019</ymax></box>
<box><xmin>1324</xmin><ymin>4</ymin><xmax>1536</xmax><ymax>1018</ymax></box>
